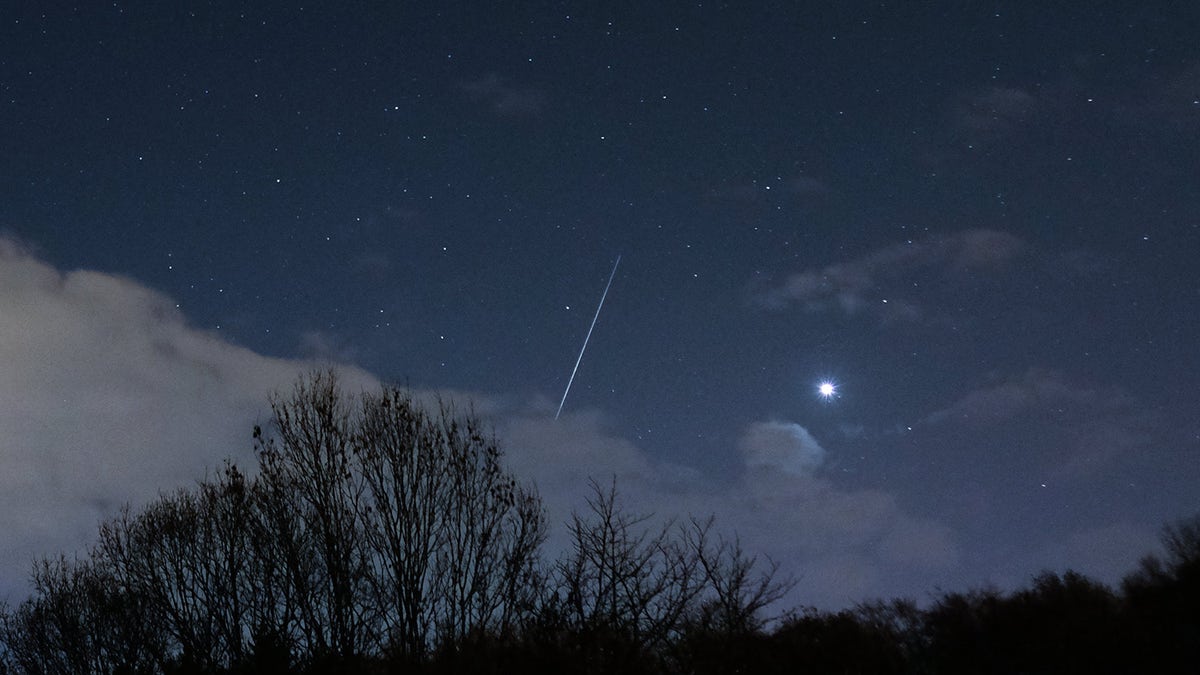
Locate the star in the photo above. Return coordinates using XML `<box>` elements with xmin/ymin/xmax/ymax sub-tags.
<box><xmin>818</xmin><ymin>381</ymin><xmax>837</xmax><ymax>399</ymax></box>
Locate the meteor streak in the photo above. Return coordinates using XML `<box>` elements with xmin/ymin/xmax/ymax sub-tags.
<box><xmin>556</xmin><ymin>254</ymin><xmax>621</xmax><ymax>419</ymax></box>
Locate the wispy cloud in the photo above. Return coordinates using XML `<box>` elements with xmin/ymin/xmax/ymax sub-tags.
<box><xmin>758</xmin><ymin>229</ymin><xmax>1024</xmax><ymax>320</ymax></box>
<box><xmin>925</xmin><ymin>368</ymin><xmax>1151</xmax><ymax>480</ymax></box>
<box><xmin>461</xmin><ymin>74</ymin><xmax>546</xmax><ymax>117</ymax></box>
<box><xmin>934</xmin><ymin>60</ymin><xmax>1200</xmax><ymax>166</ymax></box>
<box><xmin>925</xmin><ymin>368</ymin><xmax>1132</xmax><ymax>427</ymax></box>
<box><xmin>1121</xmin><ymin>62</ymin><xmax>1200</xmax><ymax>133</ymax></box>
<box><xmin>952</xmin><ymin>86</ymin><xmax>1037</xmax><ymax>139</ymax></box>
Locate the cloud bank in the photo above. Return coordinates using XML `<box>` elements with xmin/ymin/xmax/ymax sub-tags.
<box><xmin>503</xmin><ymin>411</ymin><xmax>959</xmax><ymax>608</ymax></box>
<box><xmin>0</xmin><ymin>238</ymin><xmax>957</xmax><ymax>609</ymax></box>
<box><xmin>0</xmin><ymin>238</ymin><xmax>375</xmax><ymax>600</ymax></box>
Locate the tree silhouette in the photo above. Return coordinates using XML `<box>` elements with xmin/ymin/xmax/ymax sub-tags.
<box><xmin>249</xmin><ymin>370</ymin><xmax>547</xmax><ymax>666</ymax></box>
<box><xmin>4</xmin><ymin>368</ymin><xmax>1195</xmax><ymax>674</ymax></box>
<box><xmin>542</xmin><ymin>478</ymin><xmax>705</xmax><ymax>672</ymax></box>
<box><xmin>90</xmin><ymin>464</ymin><xmax>262</xmax><ymax>673</ymax></box>
<box><xmin>2</xmin><ymin>371</ymin><xmax>549</xmax><ymax>673</ymax></box>
<box><xmin>252</xmin><ymin>371</ymin><xmax>373</xmax><ymax>665</ymax></box>
<box><xmin>1121</xmin><ymin>515</ymin><xmax>1200</xmax><ymax>674</ymax></box>
<box><xmin>0</xmin><ymin>556</ymin><xmax>163</xmax><ymax>674</ymax></box>
<box><xmin>351</xmin><ymin>386</ymin><xmax>545</xmax><ymax>659</ymax></box>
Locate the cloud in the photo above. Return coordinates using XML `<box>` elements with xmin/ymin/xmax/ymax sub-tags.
<box><xmin>297</xmin><ymin>329</ymin><xmax>359</xmax><ymax>363</ymax></box>
<box><xmin>735</xmin><ymin>440</ymin><xmax>959</xmax><ymax>604</ymax></box>
<box><xmin>1121</xmin><ymin>62</ymin><xmax>1200</xmax><ymax>133</ymax></box>
<box><xmin>951</xmin><ymin>86</ymin><xmax>1037</xmax><ymax>139</ymax></box>
<box><xmin>926</xmin><ymin>368</ymin><xmax>1132</xmax><ymax>426</ymax></box>
<box><xmin>924</xmin><ymin>368</ymin><xmax>1150</xmax><ymax>480</ymax></box>
<box><xmin>500</xmin><ymin>409</ymin><xmax>657</xmax><ymax>507</ymax></box>
<box><xmin>739</xmin><ymin>421</ymin><xmax>825</xmax><ymax>476</ymax></box>
<box><xmin>995</xmin><ymin>521</ymin><xmax>1161</xmax><ymax>591</ymax></box>
<box><xmin>0</xmin><ymin>238</ymin><xmax>956</xmax><ymax>610</ymax></box>
<box><xmin>0</xmin><ymin>238</ymin><xmax>375</xmax><ymax>601</ymax></box>
<box><xmin>503</xmin><ymin>409</ymin><xmax>958</xmax><ymax>608</ymax></box>
<box><xmin>758</xmin><ymin>229</ymin><xmax>1024</xmax><ymax>320</ymax></box>
<box><xmin>1048</xmin><ymin>522</ymin><xmax>1160</xmax><ymax>582</ymax></box>
<box><xmin>934</xmin><ymin>60</ymin><xmax>1200</xmax><ymax>166</ymax></box>
<box><xmin>461</xmin><ymin>74</ymin><xmax>546</xmax><ymax>117</ymax></box>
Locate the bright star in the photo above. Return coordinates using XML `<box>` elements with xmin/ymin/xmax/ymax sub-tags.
<box><xmin>818</xmin><ymin>381</ymin><xmax>837</xmax><ymax>399</ymax></box>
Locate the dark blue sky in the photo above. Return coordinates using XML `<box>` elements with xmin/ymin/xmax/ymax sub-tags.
<box><xmin>2</xmin><ymin>2</ymin><xmax>1198</xmax><ymax>607</ymax></box>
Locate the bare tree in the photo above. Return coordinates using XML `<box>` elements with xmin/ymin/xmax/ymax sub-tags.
<box><xmin>426</xmin><ymin>402</ymin><xmax>545</xmax><ymax>647</ymax></box>
<box><xmin>193</xmin><ymin>463</ymin><xmax>257</xmax><ymax>667</ymax></box>
<box><xmin>95</xmin><ymin>467</ymin><xmax>259</xmax><ymax>673</ymax></box>
<box><xmin>1</xmin><ymin>369</ymin><xmax>799</xmax><ymax>673</ymax></box>
<box><xmin>10</xmin><ymin>466</ymin><xmax>260</xmax><ymax>674</ymax></box>
<box><xmin>352</xmin><ymin>387</ymin><xmax>447</xmax><ymax>659</ymax></box>
<box><xmin>244</xmin><ymin>446</ymin><xmax>309</xmax><ymax>665</ymax></box>
<box><xmin>354</xmin><ymin>388</ymin><xmax>546</xmax><ymax>658</ymax></box>
<box><xmin>252</xmin><ymin>370</ymin><xmax>373</xmax><ymax>664</ymax></box>
<box><xmin>0</xmin><ymin>556</ymin><xmax>162</xmax><ymax>674</ymax></box>
<box><xmin>687</xmin><ymin>519</ymin><xmax>794</xmax><ymax>636</ymax></box>
<box><xmin>252</xmin><ymin>371</ymin><xmax>547</xmax><ymax>662</ymax></box>
<box><xmin>97</xmin><ymin>494</ymin><xmax>214</xmax><ymax>670</ymax></box>
<box><xmin>554</xmin><ymin>478</ymin><xmax>706</xmax><ymax>656</ymax></box>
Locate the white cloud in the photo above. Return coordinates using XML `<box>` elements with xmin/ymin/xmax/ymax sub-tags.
<box><xmin>0</xmin><ymin>238</ymin><xmax>375</xmax><ymax>601</ymax></box>
<box><xmin>0</xmin><ymin>238</ymin><xmax>958</xmax><ymax>610</ymax></box>
<box><xmin>501</xmin><ymin>409</ymin><xmax>959</xmax><ymax>609</ymax></box>
<box><xmin>739</xmin><ymin>421</ymin><xmax>825</xmax><ymax>476</ymax></box>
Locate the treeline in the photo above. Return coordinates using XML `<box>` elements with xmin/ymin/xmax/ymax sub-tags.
<box><xmin>1</xmin><ymin>372</ymin><xmax>1197</xmax><ymax>674</ymax></box>
<box><xmin>0</xmin><ymin>372</ymin><xmax>789</xmax><ymax>674</ymax></box>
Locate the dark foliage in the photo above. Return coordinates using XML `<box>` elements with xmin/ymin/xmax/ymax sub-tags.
<box><xmin>1</xmin><ymin>371</ymin><xmax>1197</xmax><ymax>673</ymax></box>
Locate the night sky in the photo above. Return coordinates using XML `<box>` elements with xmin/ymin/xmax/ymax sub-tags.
<box><xmin>2</xmin><ymin>2</ymin><xmax>1199</xmax><ymax>609</ymax></box>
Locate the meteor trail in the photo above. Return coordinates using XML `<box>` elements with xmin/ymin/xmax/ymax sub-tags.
<box><xmin>556</xmin><ymin>254</ymin><xmax>621</xmax><ymax>419</ymax></box>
